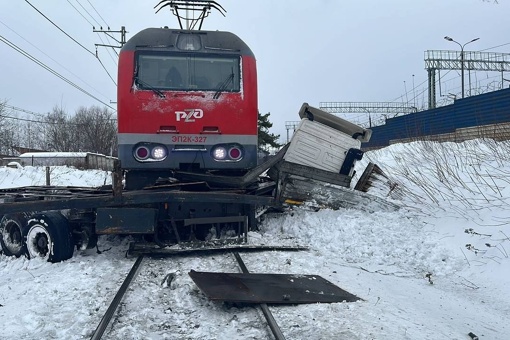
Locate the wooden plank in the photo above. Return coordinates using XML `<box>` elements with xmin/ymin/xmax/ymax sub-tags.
<box><xmin>278</xmin><ymin>161</ymin><xmax>351</xmax><ymax>188</ymax></box>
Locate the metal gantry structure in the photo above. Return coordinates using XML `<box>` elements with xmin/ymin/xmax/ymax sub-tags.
<box><xmin>321</xmin><ymin>102</ymin><xmax>418</xmax><ymax>128</ymax></box>
<box><xmin>425</xmin><ymin>50</ymin><xmax>510</xmax><ymax>109</ymax></box>
<box><xmin>319</xmin><ymin>102</ymin><xmax>418</xmax><ymax>115</ymax></box>
<box><xmin>284</xmin><ymin>121</ymin><xmax>300</xmax><ymax>143</ymax></box>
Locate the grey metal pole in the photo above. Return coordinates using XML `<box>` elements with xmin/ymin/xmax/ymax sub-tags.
<box><xmin>461</xmin><ymin>48</ymin><xmax>465</xmax><ymax>98</ymax></box>
<box><xmin>444</xmin><ymin>36</ymin><xmax>479</xmax><ymax>99</ymax></box>
<box><xmin>460</xmin><ymin>38</ymin><xmax>480</xmax><ymax>98</ymax></box>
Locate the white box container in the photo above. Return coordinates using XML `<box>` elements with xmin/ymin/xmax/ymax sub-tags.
<box><xmin>284</xmin><ymin>119</ymin><xmax>361</xmax><ymax>173</ymax></box>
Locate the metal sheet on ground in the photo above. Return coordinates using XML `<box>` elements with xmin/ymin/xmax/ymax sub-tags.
<box><xmin>188</xmin><ymin>270</ymin><xmax>360</xmax><ymax>304</ymax></box>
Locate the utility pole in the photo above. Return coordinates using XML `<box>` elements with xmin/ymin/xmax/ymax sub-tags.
<box><xmin>93</xmin><ymin>26</ymin><xmax>127</xmax><ymax>50</ymax></box>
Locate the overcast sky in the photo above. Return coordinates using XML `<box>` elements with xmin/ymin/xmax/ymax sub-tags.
<box><xmin>1</xmin><ymin>0</ymin><xmax>509</xmax><ymax>141</ymax></box>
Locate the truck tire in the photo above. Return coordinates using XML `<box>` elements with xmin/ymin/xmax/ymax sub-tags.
<box><xmin>25</xmin><ymin>212</ymin><xmax>74</xmax><ymax>263</ymax></box>
<box><xmin>0</xmin><ymin>213</ymin><xmax>29</xmax><ymax>257</ymax></box>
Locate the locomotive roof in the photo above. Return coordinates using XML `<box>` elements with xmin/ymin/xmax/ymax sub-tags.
<box><xmin>121</xmin><ymin>28</ymin><xmax>254</xmax><ymax>57</ymax></box>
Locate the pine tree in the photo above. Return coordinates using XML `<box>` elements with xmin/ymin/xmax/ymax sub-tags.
<box><xmin>258</xmin><ymin>111</ymin><xmax>282</xmax><ymax>151</ymax></box>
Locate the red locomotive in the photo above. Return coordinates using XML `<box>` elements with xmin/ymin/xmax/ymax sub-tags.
<box><xmin>117</xmin><ymin>24</ymin><xmax>258</xmax><ymax>189</ymax></box>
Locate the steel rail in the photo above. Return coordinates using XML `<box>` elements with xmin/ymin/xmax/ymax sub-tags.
<box><xmin>233</xmin><ymin>252</ymin><xmax>286</xmax><ymax>340</ymax></box>
<box><xmin>90</xmin><ymin>255</ymin><xmax>145</xmax><ymax>340</ymax></box>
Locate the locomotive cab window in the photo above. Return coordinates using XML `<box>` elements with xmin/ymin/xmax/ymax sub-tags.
<box><xmin>135</xmin><ymin>53</ymin><xmax>241</xmax><ymax>92</ymax></box>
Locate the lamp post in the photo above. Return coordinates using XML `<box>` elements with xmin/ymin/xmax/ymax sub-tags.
<box><xmin>444</xmin><ymin>36</ymin><xmax>479</xmax><ymax>98</ymax></box>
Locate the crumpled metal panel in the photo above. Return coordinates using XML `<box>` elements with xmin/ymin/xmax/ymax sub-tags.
<box><xmin>188</xmin><ymin>270</ymin><xmax>360</xmax><ymax>304</ymax></box>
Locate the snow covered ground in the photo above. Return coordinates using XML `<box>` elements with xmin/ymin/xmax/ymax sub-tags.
<box><xmin>0</xmin><ymin>165</ymin><xmax>111</xmax><ymax>189</ymax></box>
<box><xmin>1</xmin><ymin>139</ymin><xmax>509</xmax><ymax>339</ymax></box>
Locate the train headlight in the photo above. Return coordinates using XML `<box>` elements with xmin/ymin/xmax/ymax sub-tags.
<box><xmin>212</xmin><ymin>146</ymin><xmax>227</xmax><ymax>160</ymax></box>
<box><xmin>151</xmin><ymin>146</ymin><xmax>167</xmax><ymax>160</ymax></box>
<box><xmin>134</xmin><ymin>144</ymin><xmax>167</xmax><ymax>162</ymax></box>
<box><xmin>177</xmin><ymin>34</ymin><xmax>201</xmax><ymax>51</ymax></box>
<box><xmin>134</xmin><ymin>146</ymin><xmax>150</xmax><ymax>160</ymax></box>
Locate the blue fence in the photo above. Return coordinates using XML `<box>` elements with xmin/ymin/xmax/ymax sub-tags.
<box><xmin>362</xmin><ymin>88</ymin><xmax>510</xmax><ymax>149</ymax></box>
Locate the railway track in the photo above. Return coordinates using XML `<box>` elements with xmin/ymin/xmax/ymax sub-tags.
<box><xmin>89</xmin><ymin>251</ymin><xmax>289</xmax><ymax>340</ymax></box>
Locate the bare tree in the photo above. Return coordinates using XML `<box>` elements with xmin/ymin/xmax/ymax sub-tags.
<box><xmin>41</xmin><ymin>105</ymin><xmax>117</xmax><ymax>155</ymax></box>
<box><xmin>0</xmin><ymin>101</ymin><xmax>17</xmax><ymax>155</ymax></box>
<box><xmin>0</xmin><ymin>101</ymin><xmax>8</xmax><ymax>154</ymax></box>
<box><xmin>72</xmin><ymin>106</ymin><xmax>117</xmax><ymax>156</ymax></box>
<box><xmin>44</xmin><ymin>105</ymin><xmax>76</xmax><ymax>152</ymax></box>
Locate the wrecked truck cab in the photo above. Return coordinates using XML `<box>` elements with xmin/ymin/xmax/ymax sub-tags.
<box><xmin>285</xmin><ymin>103</ymin><xmax>372</xmax><ymax>177</ymax></box>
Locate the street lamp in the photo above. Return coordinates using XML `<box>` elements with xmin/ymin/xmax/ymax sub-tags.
<box><xmin>444</xmin><ymin>36</ymin><xmax>480</xmax><ymax>98</ymax></box>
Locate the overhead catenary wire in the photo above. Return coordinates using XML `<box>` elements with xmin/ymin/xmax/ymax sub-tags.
<box><xmin>479</xmin><ymin>42</ymin><xmax>510</xmax><ymax>52</ymax></box>
<box><xmin>2</xmin><ymin>104</ymin><xmax>46</xmax><ymax>119</ymax></box>
<box><xmin>86</xmin><ymin>0</ymin><xmax>110</xmax><ymax>28</ymax></box>
<box><xmin>0</xmin><ymin>35</ymin><xmax>115</xmax><ymax>110</ymax></box>
<box><xmin>74</xmin><ymin>0</ymin><xmax>103</xmax><ymax>28</ymax></box>
<box><xmin>78</xmin><ymin>0</ymin><xmax>125</xmax><ymax>59</ymax></box>
<box><xmin>25</xmin><ymin>0</ymin><xmax>117</xmax><ymax>85</ymax></box>
<box><xmin>67</xmin><ymin>0</ymin><xmax>120</xmax><ymax>64</ymax></box>
<box><xmin>1</xmin><ymin>102</ymin><xmax>118</xmax><ymax>124</ymax></box>
<box><xmin>0</xmin><ymin>113</ymin><xmax>116</xmax><ymax>126</ymax></box>
<box><xmin>25</xmin><ymin>0</ymin><xmax>95</xmax><ymax>57</ymax></box>
<box><xmin>0</xmin><ymin>107</ymin><xmax>117</xmax><ymax>126</ymax></box>
<box><xmin>96</xmin><ymin>33</ymin><xmax>119</xmax><ymax>64</ymax></box>
<box><xmin>66</xmin><ymin>0</ymin><xmax>120</xmax><ymax>67</ymax></box>
<box><xmin>66</xmin><ymin>0</ymin><xmax>95</xmax><ymax>27</ymax></box>
<box><xmin>96</xmin><ymin>56</ymin><xmax>117</xmax><ymax>85</ymax></box>
<box><xmin>0</xmin><ymin>19</ymin><xmax>111</xmax><ymax>102</ymax></box>
<box><xmin>67</xmin><ymin>0</ymin><xmax>121</xmax><ymax>61</ymax></box>
<box><xmin>0</xmin><ymin>113</ymin><xmax>71</xmax><ymax>125</ymax></box>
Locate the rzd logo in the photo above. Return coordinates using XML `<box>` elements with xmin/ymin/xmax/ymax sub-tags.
<box><xmin>175</xmin><ymin>109</ymin><xmax>204</xmax><ymax>122</ymax></box>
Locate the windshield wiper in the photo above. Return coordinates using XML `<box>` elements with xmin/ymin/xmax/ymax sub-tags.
<box><xmin>213</xmin><ymin>72</ymin><xmax>234</xmax><ymax>99</ymax></box>
<box><xmin>134</xmin><ymin>77</ymin><xmax>166</xmax><ymax>98</ymax></box>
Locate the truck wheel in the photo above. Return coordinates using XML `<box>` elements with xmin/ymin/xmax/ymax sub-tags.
<box><xmin>25</xmin><ymin>212</ymin><xmax>74</xmax><ymax>263</ymax></box>
<box><xmin>0</xmin><ymin>213</ymin><xmax>28</xmax><ymax>257</ymax></box>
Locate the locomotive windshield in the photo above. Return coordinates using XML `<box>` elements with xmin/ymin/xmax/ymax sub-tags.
<box><xmin>135</xmin><ymin>53</ymin><xmax>241</xmax><ymax>92</ymax></box>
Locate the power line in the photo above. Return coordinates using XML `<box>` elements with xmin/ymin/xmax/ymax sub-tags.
<box><xmin>0</xmin><ymin>35</ymin><xmax>115</xmax><ymax>110</ymax></box>
<box><xmin>74</xmin><ymin>0</ymin><xmax>120</xmax><ymax>60</ymax></box>
<box><xmin>0</xmin><ymin>113</ymin><xmax>65</xmax><ymax>125</ymax></box>
<box><xmin>96</xmin><ymin>33</ymin><xmax>118</xmax><ymax>64</ymax></box>
<box><xmin>0</xmin><ymin>19</ymin><xmax>111</xmax><ymax>102</ymax></box>
<box><xmin>25</xmin><ymin>0</ymin><xmax>95</xmax><ymax>57</ymax></box>
<box><xmin>86</xmin><ymin>0</ymin><xmax>110</xmax><ymax>28</ymax></box>
<box><xmin>96</xmin><ymin>56</ymin><xmax>117</xmax><ymax>85</ymax></box>
<box><xmin>26</xmin><ymin>0</ymin><xmax>117</xmax><ymax>85</ymax></box>
<box><xmin>0</xmin><ymin>113</ymin><xmax>117</xmax><ymax>126</ymax></box>
<box><xmin>2</xmin><ymin>104</ymin><xmax>46</xmax><ymax>119</ymax></box>
<box><xmin>66</xmin><ymin>0</ymin><xmax>119</xmax><ymax>63</ymax></box>
<box><xmin>479</xmin><ymin>42</ymin><xmax>510</xmax><ymax>52</ymax></box>
<box><xmin>66</xmin><ymin>0</ymin><xmax>95</xmax><ymax>27</ymax></box>
<box><xmin>74</xmin><ymin>0</ymin><xmax>102</xmax><ymax>28</ymax></box>
<box><xmin>1</xmin><ymin>105</ymin><xmax>117</xmax><ymax>125</ymax></box>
